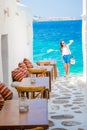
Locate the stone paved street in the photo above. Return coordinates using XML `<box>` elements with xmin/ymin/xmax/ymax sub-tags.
<box><xmin>48</xmin><ymin>76</ymin><xmax>87</xmax><ymax>130</ymax></box>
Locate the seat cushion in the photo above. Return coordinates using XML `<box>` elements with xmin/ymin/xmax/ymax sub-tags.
<box><xmin>12</xmin><ymin>67</ymin><xmax>28</xmax><ymax>81</ymax></box>
<box><xmin>18</xmin><ymin>62</ymin><xmax>29</xmax><ymax>76</ymax></box>
<box><xmin>23</xmin><ymin>58</ymin><xmax>33</xmax><ymax>69</ymax></box>
<box><xmin>18</xmin><ymin>62</ymin><xmax>28</xmax><ymax>70</ymax></box>
<box><xmin>0</xmin><ymin>82</ymin><xmax>13</xmax><ymax>100</ymax></box>
<box><xmin>0</xmin><ymin>94</ymin><xmax>4</xmax><ymax>110</ymax></box>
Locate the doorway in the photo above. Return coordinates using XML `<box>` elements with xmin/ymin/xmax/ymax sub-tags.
<box><xmin>1</xmin><ymin>34</ymin><xmax>8</xmax><ymax>86</ymax></box>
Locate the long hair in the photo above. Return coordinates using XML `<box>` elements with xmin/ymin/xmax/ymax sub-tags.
<box><xmin>60</xmin><ymin>41</ymin><xmax>64</xmax><ymax>52</ymax></box>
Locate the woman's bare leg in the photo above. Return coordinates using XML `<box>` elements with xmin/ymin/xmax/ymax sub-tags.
<box><xmin>64</xmin><ymin>63</ymin><xmax>67</xmax><ymax>76</ymax></box>
<box><xmin>64</xmin><ymin>63</ymin><xmax>70</xmax><ymax>76</ymax></box>
<box><xmin>66</xmin><ymin>63</ymin><xmax>70</xmax><ymax>76</ymax></box>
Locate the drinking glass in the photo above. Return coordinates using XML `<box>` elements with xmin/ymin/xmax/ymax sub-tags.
<box><xmin>30</xmin><ymin>74</ymin><xmax>36</xmax><ymax>84</ymax></box>
<box><xmin>19</xmin><ymin>96</ymin><xmax>29</xmax><ymax>112</ymax></box>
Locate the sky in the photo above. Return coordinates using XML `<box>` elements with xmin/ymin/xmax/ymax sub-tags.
<box><xmin>21</xmin><ymin>0</ymin><xmax>82</xmax><ymax>18</ymax></box>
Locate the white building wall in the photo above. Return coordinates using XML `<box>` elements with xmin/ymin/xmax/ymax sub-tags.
<box><xmin>0</xmin><ymin>0</ymin><xmax>33</xmax><ymax>88</ymax></box>
<box><xmin>0</xmin><ymin>35</ymin><xmax>3</xmax><ymax>81</ymax></box>
<box><xmin>82</xmin><ymin>0</ymin><xmax>87</xmax><ymax>84</ymax></box>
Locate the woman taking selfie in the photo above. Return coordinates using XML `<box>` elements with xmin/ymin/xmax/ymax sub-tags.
<box><xmin>60</xmin><ymin>40</ymin><xmax>74</xmax><ymax>77</ymax></box>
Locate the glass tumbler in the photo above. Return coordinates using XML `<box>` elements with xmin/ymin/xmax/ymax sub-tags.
<box><xmin>19</xmin><ymin>96</ymin><xmax>29</xmax><ymax>112</ymax></box>
<box><xmin>30</xmin><ymin>74</ymin><xmax>36</xmax><ymax>84</ymax></box>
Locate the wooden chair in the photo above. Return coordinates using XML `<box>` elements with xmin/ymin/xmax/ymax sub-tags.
<box><xmin>15</xmin><ymin>86</ymin><xmax>49</xmax><ymax>99</ymax></box>
<box><xmin>36</xmin><ymin>61</ymin><xmax>50</xmax><ymax>66</ymax></box>
<box><xmin>28</xmin><ymin>68</ymin><xmax>47</xmax><ymax>77</ymax></box>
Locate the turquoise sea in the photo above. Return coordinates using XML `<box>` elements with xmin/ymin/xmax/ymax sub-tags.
<box><xmin>33</xmin><ymin>20</ymin><xmax>83</xmax><ymax>76</ymax></box>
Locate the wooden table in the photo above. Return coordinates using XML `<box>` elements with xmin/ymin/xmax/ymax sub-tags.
<box><xmin>33</xmin><ymin>66</ymin><xmax>53</xmax><ymax>91</ymax></box>
<box><xmin>38</xmin><ymin>60</ymin><xmax>57</xmax><ymax>80</ymax></box>
<box><xmin>36</xmin><ymin>65</ymin><xmax>53</xmax><ymax>80</ymax></box>
<box><xmin>0</xmin><ymin>99</ymin><xmax>49</xmax><ymax>130</ymax></box>
<box><xmin>21</xmin><ymin>77</ymin><xmax>51</xmax><ymax>92</ymax></box>
<box><xmin>49</xmin><ymin>60</ymin><xmax>57</xmax><ymax>79</ymax></box>
<box><xmin>12</xmin><ymin>76</ymin><xmax>51</xmax><ymax>92</ymax></box>
<box><xmin>42</xmin><ymin>66</ymin><xmax>54</xmax><ymax>81</ymax></box>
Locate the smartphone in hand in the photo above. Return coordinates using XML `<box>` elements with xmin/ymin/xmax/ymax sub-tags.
<box><xmin>69</xmin><ymin>40</ymin><xmax>74</xmax><ymax>43</ymax></box>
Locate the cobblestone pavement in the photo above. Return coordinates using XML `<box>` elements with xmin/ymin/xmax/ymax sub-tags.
<box><xmin>48</xmin><ymin>76</ymin><xmax>87</xmax><ymax>130</ymax></box>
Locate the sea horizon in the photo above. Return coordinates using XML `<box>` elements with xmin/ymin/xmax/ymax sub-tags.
<box><xmin>33</xmin><ymin>16</ymin><xmax>82</xmax><ymax>22</ymax></box>
<box><xmin>33</xmin><ymin>20</ymin><xmax>83</xmax><ymax>76</ymax></box>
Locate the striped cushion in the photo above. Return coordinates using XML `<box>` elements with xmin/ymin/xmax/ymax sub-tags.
<box><xmin>23</xmin><ymin>58</ymin><xmax>33</xmax><ymax>69</ymax></box>
<box><xmin>0</xmin><ymin>82</ymin><xmax>13</xmax><ymax>100</ymax></box>
<box><xmin>18</xmin><ymin>62</ymin><xmax>29</xmax><ymax>76</ymax></box>
<box><xmin>12</xmin><ymin>67</ymin><xmax>28</xmax><ymax>81</ymax></box>
<box><xmin>0</xmin><ymin>94</ymin><xmax>4</xmax><ymax>110</ymax></box>
<box><xmin>18</xmin><ymin>62</ymin><xmax>27</xmax><ymax>70</ymax></box>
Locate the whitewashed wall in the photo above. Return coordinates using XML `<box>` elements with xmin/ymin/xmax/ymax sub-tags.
<box><xmin>0</xmin><ymin>0</ymin><xmax>33</xmax><ymax>88</ymax></box>
<box><xmin>82</xmin><ymin>0</ymin><xmax>87</xmax><ymax>84</ymax></box>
